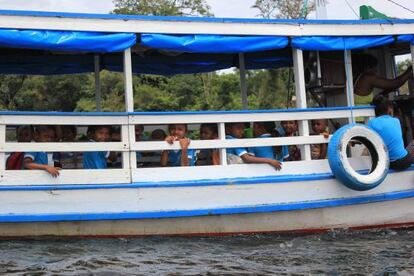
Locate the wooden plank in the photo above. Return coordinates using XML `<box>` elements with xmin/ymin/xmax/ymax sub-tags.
<box><xmin>2</xmin><ymin>142</ymin><xmax>127</xmax><ymax>152</ymax></box>
<box><xmin>0</xmin><ymin>115</ymin><xmax>127</xmax><ymax>125</ymax></box>
<box><xmin>131</xmin><ymin>135</ymin><xmax>330</xmax><ymax>151</ymax></box>
<box><xmin>0</xmin><ymin>14</ymin><xmax>413</xmax><ymax>36</ymax></box>
<box><xmin>218</xmin><ymin>122</ymin><xmax>227</xmax><ymax>166</ymax></box>
<box><xmin>129</xmin><ymin>108</ymin><xmax>374</xmax><ymax>124</ymax></box>
<box><xmin>0</xmin><ymin>169</ymin><xmax>131</xmax><ymax>186</ymax></box>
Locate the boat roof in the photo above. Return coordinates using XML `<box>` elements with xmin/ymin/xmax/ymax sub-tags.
<box><xmin>0</xmin><ymin>9</ymin><xmax>413</xmax><ymax>36</ymax></box>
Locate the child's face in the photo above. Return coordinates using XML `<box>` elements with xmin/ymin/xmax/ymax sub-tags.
<box><xmin>135</xmin><ymin>125</ymin><xmax>144</xmax><ymax>141</ymax></box>
<box><xmin>253</xmin><ymin>123</ymin><xmax>264</xmax><ymax>137</ymax></box>
<box><xmin>312</xmin><ymin>120</ymin><xmax>327</xmax><ymax>134</ymax></box>
<box><xmin>17</xmin><ymin>127</ymin><xmax>33</xmax><ymax>142</ymax></box>
<box><xmin>94</xmin><ymin>127</ymin><xmax>110</xmax><ymax>142</ymax></box>
<box><xmin>169</xmin><ymin>124</ymin><xmax>187</xmax><ymax>139</ymax></box>
<box><xmin>36</xmin><ymin>130</ymin><xmax>54</xmax><ymax>142</ymax></box>
<box><xmin>62</xmin><ymin>127</ymin><xmax>76</xmax><ymax>142</ymax></box>
<box><xmin>282</xmin><ymin>121</ymin><xmax>297</xmax><ymax>136</ymax></box>
<box><xmin>229</xmin><ymin>123</ymin><xmax>245</xmax><ymax>139</ymax></box>
<box><xmin>200</xmin><ymin>126</ymin><xmax>217</xmax><ymax>140</ymax></box>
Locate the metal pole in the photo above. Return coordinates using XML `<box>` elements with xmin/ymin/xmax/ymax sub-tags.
<box><xmin>123</xmin><ymin>48</ymin><xmax>134</xmax><ymax>112</ymax></box>
<box><xmin>94</xmin><ymin>54</ymin><xmax>102</xmax><ymax>112</ymax></box>
<box><xmin>239</xmin><ymin>53</ymin><xmax>248</xmax><ymax>110</ymax></box>
<box><xmin>293</xmin><ymin>48</ymin><xmax>311</xmax><ymax>161</ymax></box>
<box><xmin>344</xmin><ymin>50</ymin><xmax>355</xmax><ymax>123</ymax></box>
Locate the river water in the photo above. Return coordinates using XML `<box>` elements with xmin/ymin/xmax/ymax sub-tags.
<box><xmin>0</xmin><ymin>229</ymin><xmax>413</xmax><ymax>275</ymax></box>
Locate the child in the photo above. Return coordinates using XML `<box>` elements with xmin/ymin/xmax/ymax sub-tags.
<box><xmin>23</xmin><ymin>125</ymin><xmax>60</xmax><ymax>177</ymax></box>
<box><xmin>151</xmin><ymin>129</ymin><xmax>167</xmax><ymax>141</ymax></box>
<box><xmin>249</xmin><ymin>121</ymin><xmax>288</xmax><ymax>162</ymax></box>
<box><xmin>310</xmin><ymin>119</ymin><xmax>330</xmax><ymax>160</ymax></box>
<box><xmin>161</xmin><ymin>124</ymin><xmax>196</xmax><ymax>167</ymax></box>
<box><xmin>6</xmin><ymin>125</ymin><xmax>34</xmax><ymax>170</ymax></box>
<box><xmin>226</xmin><ymin>122</ymin><xmax>281</xmax><ymax>170</ymax></box>
<box><xmin>196</xmin><ymin>123</ymin><xmax>220</xmax><ymax>166</ymax></box>
<box><xmin>369</xmin><ymin>95</ymin><xmax>414</xmax><ymax>171</ymax></box>
<box><xmin>83</xmin><ymin>125</ymin><xmax>117</xmax><ymax>169</ymax></box>
<box><xmin>281</xmin><ymin>120</ymin><xmax>301</xmax><ymax>161</ymax></box>
<box><xmin>53</xmin><ymin>125</ymin><xmax>82</xmax><ymax>169</ymax></box>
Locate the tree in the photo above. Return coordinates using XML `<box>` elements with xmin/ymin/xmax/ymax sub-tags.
<box><xmin>0</xmin><ymin>75</ymin><xmax>26</xmax><ymax>110</ymax></box>
<box><xmin>253</xmin><ymin>0</ymin><xmax>315</xmax><ymax>19</ymax></box>
<box><xmin>113</xmin><ymin>0</ymin><xmax>212</xmax><ymax>16</ymax></box>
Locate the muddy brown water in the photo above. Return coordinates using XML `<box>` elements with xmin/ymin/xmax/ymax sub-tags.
<box><xmin>0</xmin><ymin>229</ymin><xmax>413</xmax><ymax>275</ymax></box>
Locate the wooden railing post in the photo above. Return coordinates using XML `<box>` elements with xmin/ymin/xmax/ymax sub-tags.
<box><xmin>293</xmin><ymin>48</ymin><xmax>311</xmax><ymax>161</ymax></box>
<box><xmin>123</xmin><ymin>48</ymin><xmax>134</xmax><ymax>173</ymax></box>
<box><xmin>218</xmin><ymin>122</ymin><xmax>227</xmax><ymax>165</ymax></box>
<box><xmin>0</xmin><ymin>124</ymin><xmax>5</xmax><ymax>172</ymax></box>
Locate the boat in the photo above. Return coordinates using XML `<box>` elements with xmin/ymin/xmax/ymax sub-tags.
<box><xmin>0</xmin><ymin>9</ymin><xmax>413</xmax><ymax>237</ymax></box>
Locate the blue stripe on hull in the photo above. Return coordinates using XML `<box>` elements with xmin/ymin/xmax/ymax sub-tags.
<box><xmin>1</xmin><ymin>189</ymin><xmax>414</xmax><ymax>223</ymax></box>
<box><xmin>0</xmin><ymin>165</ymin><xmax>413</xmax><ymax>191</ymax></box>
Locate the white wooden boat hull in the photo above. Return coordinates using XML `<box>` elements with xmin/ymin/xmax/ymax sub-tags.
<box><xmin>0</xmin><ymin>197</ymin><xmax>413</xmax><ymax>237</ymax></box>
<box><xmin>0</xmin><ymin>160</ymin><xmax>413</xmax><ymax>237</ymax></box>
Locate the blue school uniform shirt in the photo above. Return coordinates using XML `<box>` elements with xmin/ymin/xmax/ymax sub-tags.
<box><xmin>277</xmin><ymin>145</ymin><xmax>289</xmax><ymax>162</ymax></box>
<box><xmin>368</xmin><ymin>115</ymin><xmax>407</xmax><ymax>161</ymax></box>
<box><xmin>168</xmin><ymin>149</ymin><xmax>196</xmax><ymax>166</ymax></box>
<box><xmin>24</xmin><ymin>152</ymin><xmax>52</xmax><ymax>165</ymax></box>
<box><xmin>248</xmin><ymin>134</ymin><xmax>275</xmax><ymax>159</ymax></box>
<box><xmin>226</xmin><ymin>135</ymin><xmax>248</xmax><ymax>157</ymax></box>
<box><xmin>83</xmin><ymin>151</ymin><xmax>110</xmax><ymax>169</ymax></box>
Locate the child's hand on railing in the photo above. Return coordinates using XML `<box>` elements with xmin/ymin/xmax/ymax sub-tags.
<box><xmin>179</xmin><ymin>137</ymin><xmax>191</xmax><ymax>149</ymax></box>
<box><xmin>269</xmin><ymin>159</ymin><xmax>282</xmax><ymax>170</ymax></box>
<box><xmin>322</xmin><ymin>131</ymin><xmax>330</xmax><ymax>139</ymax></box>
<box><xmin>45</xmin><ymin>166</ymin><xmax>60</xmax><ymax>177</ymax></box>
<box><xmin>165</xmin><ymin>135</ymin><xmax>176</xmax><ymax>145</ymax></box>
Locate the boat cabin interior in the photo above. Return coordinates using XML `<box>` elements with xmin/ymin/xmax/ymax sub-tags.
<box><xmin>0</xmin><ymin>10</ymin><xmax>413</xmax><ymax>187</ymax></box>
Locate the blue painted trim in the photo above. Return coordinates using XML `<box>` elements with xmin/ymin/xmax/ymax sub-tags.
<box><xmin>1</xmin><ymin>165</ymin><xmax>413</xmax><ymax>192</ymax></box>
<box><xmin>1</xmin><ymin>188</ymin><xmax>414</xmax><ymax>223</ymax></box>
<box><xmin>0</xmin><ymin>105</ymin><xmax>372</xmax><ymax>116</ymax></box>
<box><xmin>0</xmin><ymin>173</ymin><xmax>334</xmax><ymax>191</ymax></box>
<box><xmin>1</xmin><ymin>10</ymin><xmax>414</xmax><ymax>25</ymax></box>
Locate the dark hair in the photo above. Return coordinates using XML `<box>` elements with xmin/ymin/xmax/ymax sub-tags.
<box><xmin>371</xmin><ymin>94</ymin><xmax>392</xmax><ymax>116</ymax></box>
<box><xmin>200</xmin><ymin>123</ymin><xmax>218</xmax><ymax>135</ymax></box>
<box><xmin>87</xmin><ymin>125</ymin><xmax>112</xmax><ymax>135</ymax></box>
<box><xmin>352</xmin><ymin>53</ymin><xmax>378</xmax><ymax>73</ymax></box>
<box><xmin>35</xmin><ymin>125</ymin><xmax>55</xmax><ymax>134</ymax></box>
<box><xmin>62</xmin><ymin>125</ymin><xmax>77</xmax><ymax>136</ymax></box>
<box><xmin>168</xmin><ymin>124</ymin><xmax>188</xmax><ymax>132</ymax></box>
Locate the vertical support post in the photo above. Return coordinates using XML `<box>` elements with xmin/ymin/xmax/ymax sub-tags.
<box><xmin>123</xmin><ymin>48</ymin><xmax>134</xmax><ymax>112</ymax></box>
<box><xmin>344</xmin><ymin>50</ymin><xmax>355</xmax><ymax>123</ymax></box>
<box><xmin>123</xmin><ymin>48</ymin><xmax>134</xmax><ymax>174</ymax></box>
<box><xmin>293</xmin><ymin>48</ymin><xmax>311</xmax><ymax>161</ymax></box>
<box><xmin>0</xmin><ymin>124</ymin><xmax>5</xmax><ymax>171</ymax></box>
<box><xmin>94</xmin><ymin>55</ymin><xmax>102</xmax><ymax>112</ymax></box>
<box><xmin>239</xmin><ymin>53</ymin><xmax>248</xmax><ymax>110</ymax></box>
<box><xmin>411</xmin><ymin>45</ymin><xmax>414</xmax><ymax>79</ymax></box>
<box><xmin>218</xmin><ymin>122</ymin><xmax>227</xmax><ymax>166</ymax></box>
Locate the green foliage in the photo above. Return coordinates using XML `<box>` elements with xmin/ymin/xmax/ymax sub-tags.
<box><xmin>112</xmin><ymin>0</ymin><xmax>212</xmax><ymax>16</ymax></box>
<box><xmin>253</xmin><ymin>0</ymin><xmax>316</xmax><ymax>19</ymax></box>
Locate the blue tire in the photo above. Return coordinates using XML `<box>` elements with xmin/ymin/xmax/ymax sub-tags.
<box><xmin>328</xmin><ymin>123</ymin><xmax>389</xmax><ymax>191</ymax></box>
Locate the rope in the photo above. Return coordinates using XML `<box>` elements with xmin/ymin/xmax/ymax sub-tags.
<box><xmin>383</xmin><ymin>0</ymin><xmax>414</xmax><ymax>15</ymax></box>
<box><xmin>344</xmin><ymin>0</ymin><xmax>359</xmax><ymax>19</ymax></box>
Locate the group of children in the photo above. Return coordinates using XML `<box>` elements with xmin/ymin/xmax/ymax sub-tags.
<box><xmin>6</xmin><ymin>119</ymin><xmax>331</xmax><ymax>177</ymax></box>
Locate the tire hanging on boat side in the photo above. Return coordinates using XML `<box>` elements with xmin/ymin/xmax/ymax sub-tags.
<box><xmin>327</xmin><ymin>123</ymin><xmax>389</xmax><ymax>191</ymax></box>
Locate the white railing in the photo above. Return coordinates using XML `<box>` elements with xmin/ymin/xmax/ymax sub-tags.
<box><xmin>0</xmin><ymin>106</ymin><xmax>375</xmax><ymax>186</ymax></box>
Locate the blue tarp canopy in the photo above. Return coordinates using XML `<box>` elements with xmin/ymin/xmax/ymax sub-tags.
<box><xmin>0</xmin><ymin>29</ymin><xmax>136</xmax><ymax>53</ymax></box>
<box><xmin>140</xmin><ymin>34</ymin><xmax>289</xmax><ymax>53</ymax></box>
<box><xmin>0</xmin><ymin>28</ymin><xmax>413</xmax><ymax>75</ymax></box>
<box><xmin>291</xmin><ymin>35</ymin><xmax>414</xmax><ymax>51</ymax></box>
